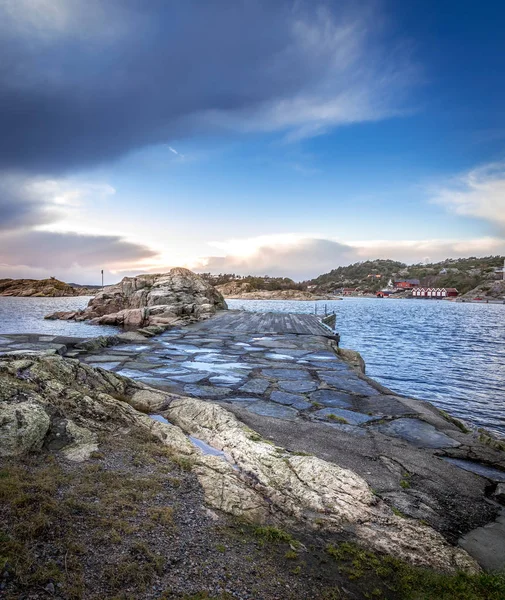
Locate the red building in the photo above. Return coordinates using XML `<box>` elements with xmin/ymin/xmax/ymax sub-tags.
<box><xmin>394</xmin><ymin>279</ymin><xmax>420</xmax><ymax>289</ymax></box>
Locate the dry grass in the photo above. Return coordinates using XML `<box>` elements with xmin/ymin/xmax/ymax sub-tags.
<box><xmin>0</xmin><ymin>430</ymin><xmax>184</xmax><ymax>599</ymax></box>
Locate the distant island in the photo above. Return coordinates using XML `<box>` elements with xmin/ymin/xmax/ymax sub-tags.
<box><xmin>214</xmin><ymin>280</ymin><xmax>335</xmax><ymax>300</ymax></box>
<box><xmin>0</xmin><ymin>277</ymin><xmax>97</xmax><ymax>297</ymax></box>
<box><xmin>202</xmin><ymin>255</ymin><xmax>505</xmax><ymax>301</ymax></box>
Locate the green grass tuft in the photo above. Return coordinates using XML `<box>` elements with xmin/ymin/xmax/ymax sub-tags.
<box><xmin>326</xmin><ymin>541</ymin><xmax>505</xmax><ymax>599</ymax></box>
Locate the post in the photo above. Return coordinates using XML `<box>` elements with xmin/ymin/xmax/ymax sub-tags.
<box><xmin>101</xmin><ymin>269</ymin><xmax>104</xmax><ymax>290</ymax></box>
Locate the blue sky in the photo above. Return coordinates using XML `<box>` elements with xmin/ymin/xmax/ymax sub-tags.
<box><xmin>0</xmin><ymin>0</ymin><xmax>504</xmax><ymax>282</ymax></box>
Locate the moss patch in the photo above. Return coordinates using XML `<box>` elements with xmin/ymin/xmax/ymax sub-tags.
<box><xmin>326</xmin><ymin>541</ymin><xmax>505</xmax><ymax>599</ymax></box>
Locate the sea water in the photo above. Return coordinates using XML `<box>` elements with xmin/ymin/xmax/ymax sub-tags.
<box><xmin>228</xmin><ymin>297</ymin><xmax>505</xmax><ymax>436</ymax></box>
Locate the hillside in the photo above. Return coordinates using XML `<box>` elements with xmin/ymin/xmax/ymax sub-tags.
<box><xmin>0</xmin><ymin>277</ymin><xmax>95</xmax><ymax>297</ymax></box>
<box><xmin>308</xmin><ymin>256</ymin><xmax>504</xmax><ymax>296</ymax></box>
<box><xmin>215</xmin><ymin>281</ymin><xmax>333</xmax><ymax>300</ymax></box>
<box><xmin>200</xmin><ymin>273</ymin><xmax>305</xmax><ymax>292</ymax></box>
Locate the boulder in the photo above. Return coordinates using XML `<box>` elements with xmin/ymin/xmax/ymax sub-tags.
<box><xmin>45</xmin><ymin>268</ymin><xmax>227</xmax><ymax>327</ymax></box>
<box><xmin>0</xmin><ymin>401</ymin><xmax>50</xmax><ymax>457</ymax></box>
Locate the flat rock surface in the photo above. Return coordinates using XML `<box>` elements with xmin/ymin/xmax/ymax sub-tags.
<box><xmin>374</xmin><ymin>418</ymin><xmax>462</xmax><ymax>449</ymax></box>
<box><xmin>1</xmin><ymin>313</ymin><xmax>504</xmax><ymax>569</ymax></box>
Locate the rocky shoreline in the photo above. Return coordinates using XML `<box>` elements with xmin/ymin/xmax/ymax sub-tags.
<box><xmin>215</xmin><ymin>281</ymin><xmax>335</xmax><ymax>301</ymax></box>
<box><xmin>1</xmin><ymin>270</ymin><xmax>505</xmax><ymax>599</ymax></box>
<box><xmin>0</xmin><ymin>277</ymin><xmax>95</xmax><ymax>297</ymax></box>
<box><xmin>220</xmin><ymin>290</ymin><xmax>337</xmax><ymax>300</ymax></box>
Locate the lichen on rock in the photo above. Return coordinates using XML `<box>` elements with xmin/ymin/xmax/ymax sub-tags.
<box><xmin>165</xmin><ymin>397</ymin><xmax>479</xmax><ymax>573</ymax></box>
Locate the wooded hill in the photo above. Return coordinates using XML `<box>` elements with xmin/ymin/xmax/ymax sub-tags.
<box><xmin>307</xmin><ymin>256</ymin><xmax>504</xmax><ymax>294</ymax></box>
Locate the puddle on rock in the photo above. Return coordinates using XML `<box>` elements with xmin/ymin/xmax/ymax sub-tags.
<box><xmin>189</xmin><ymin>436</ymin><xmax>228</xmax><ymax>458</ymax></box>
<box><xmin>443</xmin><ymin>457</ymin><xmax>505</xmax><ymax>482</ymax></box>
<box><xmin>150</xmin><ymin>414</ymin><xmax>170</xmax><ymax>424</ymax></box>
<box><xmin>148</xmin><ymin>415</ymin><xmax>238</xmax><ymax>469</ymax></box>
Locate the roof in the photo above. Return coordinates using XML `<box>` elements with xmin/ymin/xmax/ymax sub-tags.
<box><xmin>395</xmin><ymin>279</ymin><xmax>420</xmax><ymax>285</ymax></box>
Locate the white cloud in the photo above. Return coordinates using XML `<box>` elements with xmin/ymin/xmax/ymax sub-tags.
<box><xmin>167</xmin><ymin>146</ymin><xmax>184</xmax><ymax>158</ymax></box>
<box><xmin>0</xmin><ymin>172</ymin><xmax>156</xmax><ymax>283</ymax></box>
<box><xmin>196</xmin><ymin>4</ymin><xmax>418</xmax><ymax>140</ymax></box>
<box><xmin>432</xmin><ymin>162</ymin><xmax>505</xmax><ymax>230</ymax></box>
<box><xmin>0</xmin><ymin>0</ymin><xmax>128</xmax><ymax>41</ymax></box>
<box><xmin>194</xmin><ymin>233</ymin><xmax>505</xmax><ymax>280</ymax></box>
<box><xmin>0</xmin><ymin>171</ymin><xmax>116</xmax><ymax>233</ymax></box>
<box><xmin>30</xmin><ymin>179</ymin><xmax>115</xmax><ymax>208</ymax></box>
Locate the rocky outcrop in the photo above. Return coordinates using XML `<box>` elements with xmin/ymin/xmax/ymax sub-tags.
<box><xmin>215</xmin><ymin>281</ymin><xmax>335</xmax><ymax>300</ymax></box>
<box><xmin>165</xmin><ymin>397</ymin><xmax>477</xmax><ymax>573</ymax></box>
<box><xmin>0</xmin><ymin>354</ymin><xmax>190</xmax><ymax>462</ymax></box>
<box><xmin>460</xmin><ymin>280</ymin><xmax>505</xmax><ymax>300</ymax></box>
<box><xmin>0</xmin><ymin>353</ymin><xmax>478</xmax><ymax>573</ymax></box>
<box><xmin>0</xmin><ymin>277</ymin><xmax>94</xmax><ymax>297</ymax></box>
<box><xmin>46</xmin><ymin>268</ymin><xmax>227</xmax><ymax>327</ymax></box>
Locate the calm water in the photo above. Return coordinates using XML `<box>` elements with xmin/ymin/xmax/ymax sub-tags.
<box><xmin>228</xmin><ymin>298</ymin><xmax>505</xmax><ymax>436</ymax></box>
<box><xmin>0</xmin><ymin>297</ymin><xmax>118</xmax><ymax>337</ymax></box>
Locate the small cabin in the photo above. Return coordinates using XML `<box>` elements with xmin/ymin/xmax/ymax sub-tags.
<box><xmin>412</xmin><ymin>287</ymin><xmax>458</xmax><ymax>298</ymax></box>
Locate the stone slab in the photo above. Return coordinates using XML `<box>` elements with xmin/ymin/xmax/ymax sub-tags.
<box><xmin>84</xmin><ymin>354</ymin><xmax>127</xmax><ymax>362</ymax></box>
<box><xmin>244</xmin><ymin>400</ymin><xmax>298</xmax><ymax>420</ymax></box>
<box><xmin>270</xmin><ymin>391</ymin><xmax>311</xmax><ymax>410</ymax></box>
<box><xmin>323</xmin><ymin>376</ymin><xmax>381</xmax><ymax>396</ymax></box>
<box><xmin>278</xmin><ymin>380</ymin><xmax>318</xmax><ymax>393</ymax></box>
<box><xmin>264</xmin><ymin>353</ymin><xmax>296</xmax><ymax>361</ymax></box>
<box><xmin>239</xmin><ymin>378</ymin><xmax>270</xmax><ymax>394</ymax></box>
<box><xmin>184</xmin><ymin>384</ymin><xmax>232</xmax><ymax>398</ymax></box>
<box><xmin>168</xmin><ymin>373</ymin><xmax>208</xmax><ymax>383</ymax></box>
<box><xmin>209</xmin><ymin>374</ymin><xmax>246</xmax><ymax>386</ymax></box>
<box><xmin>310</xmin><ymin>389</ymin><xmax>354</xmax><ymax>408</ymax></box>
<box><xmin>261</xmin><ymin>368</ymin><xmax>312</xmax><ymax>380</ymax></box>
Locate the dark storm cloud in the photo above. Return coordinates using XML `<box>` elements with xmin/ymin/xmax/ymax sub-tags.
<box><xmin>0</xmin><ymin>229</ymin><xmax>157</xmax><ymax>269</ymax></box>
<box><xmin>0</xmin><ymin>0</ymin><xmax>413</xmax><ymax>173</ymax></box>
<box><xmin>0</xmin><ymin>174</ymin><xmax>59</xmax><ymax>230</ymax></box>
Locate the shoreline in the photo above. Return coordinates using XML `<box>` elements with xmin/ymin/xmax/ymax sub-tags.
<box><xmin>2</xmin><ymin>312</ymin><xmax>505</xmax><ymax>583</ymax></box>
<box><xmin>1</xmin><ymin>322</ymin><xmax>504</xmax><ymax>445</ymax></box>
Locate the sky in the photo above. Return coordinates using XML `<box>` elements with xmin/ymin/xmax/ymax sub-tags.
<box><xmin>1</xmin><ymin>0</ymin><xmax>504</xmax><ymax>283</ymax></box>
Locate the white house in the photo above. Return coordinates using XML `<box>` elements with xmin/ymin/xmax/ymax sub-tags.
<box><xmin>412</xmin><ymin>287</ymin><xmax>458</xmax><ymax>298</ymax></box>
